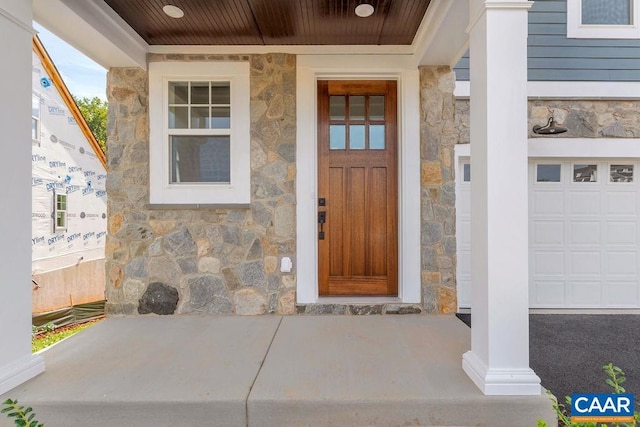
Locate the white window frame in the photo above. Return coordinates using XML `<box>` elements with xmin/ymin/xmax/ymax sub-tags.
<box><xmin>32</xmin><ymin>93</ymin><xmax>40</xmax><ymax>144</ymax></box>
<box><xmin>567</xmin><ymin>0</ymin><xmax>640</xmax><ymax>39</ymax></box>
<box><xmin>53</xmin><ymin>192</ymin><xmax>67</xmax><ymax>232</ymax></box>
<box><xmin>149</xmin><ymin>61</ymin><xmax>250</xmax><ymax>205</ymax></box>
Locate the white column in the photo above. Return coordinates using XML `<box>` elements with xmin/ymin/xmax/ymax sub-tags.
<box><xmin>462</xmin><ymin>0</ymin><xmax>541</xmax><ymax>395</ymax></box>
<box><xmin>0</xmin><ymin>0</ymin><xmax>45</xmax><ymax>395</ymax></box>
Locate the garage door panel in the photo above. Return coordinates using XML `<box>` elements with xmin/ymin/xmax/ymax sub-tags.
<box><xmin>459</xmin><ymin>221</ymin><xmax>471</xmax><ymax>245</ymax></box>
<box><xmin>531</xmin><ymin>280</ymin><xmax>565</xmax><ymax>306</ymax></box>
<box><xmin>456</xmin><ymin>158</ymin><xmax>640</xmax><ymax>310</ymax></box>
<box><xmin>570</xmin><ymin>281</ymin><xmax>602</xmax><ymax>306</ymax></box>
<box><xmin>532</xmin><ymin>221</ymin><xmax>564</xmax><ymax>245</ymax></box>
<box><xmin>605</xmin><ymin>281</ymin><xmax>639</xmax><ymax>306</ymax></box>
<box><xmin>569</xmin><ymin>221</ymin><xmax>600</xmax><ymax>245</ymax></box>
<box><xmin>533</xmin><ymin>191</ymin><xmax>564</xmax><ymax>215</ymax></box>
<box><xmin>606</xmin><ymin>222</ymin><xmax>637</xmax><ymax>245</ymax></box>
<box><xmin>569</xmin><ymin>192</ymin><xmax>600</xmax><ymax>216</ymax></box>
<box><xmin>458</xmin><ymin>279</ymin><xmax>471</xmax><ymax>308</ymax></box>
<box><xmin>459</xmin><ymin>250</ymin><xmax>471</xmax><ymax>275</ymax></box>
<box><xmin>458</xmin><ymin>188</ymin><xmax>471</xmax><ymax>217</ymax></box>
<box><xmin>570</xmin><ymin>251</ymin><xmax>601</xmax><ymax>274</ymax></box>
<box><xmin>606</xmin><ymin>192</ymin><xmax>637</xmax><ymax>215</ymax></box>
<box><xmin>533</xmin><ymin>251</ymin><xmax>564</xmax><ymax>274</ymax></box>
<box><xmin>606</xmin><ymin>251</ymin><xmax>637</xmax><ymax>275</ymax></box>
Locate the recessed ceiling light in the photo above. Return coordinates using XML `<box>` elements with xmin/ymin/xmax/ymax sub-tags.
<box><xmin>355</xmin><ymin>3</ymin><xmax>374</xmax><ymax>18</ymax></box>
<box><xmin>163</xmin><ymin>5</ymin><xmax>184</xmax><ymax>19</ymax></box>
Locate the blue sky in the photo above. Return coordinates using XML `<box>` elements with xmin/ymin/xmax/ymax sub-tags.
<box><xmin>34</xmin><ymin>22</ymin><xmax>108</xmax><ymax>101</ymax></box>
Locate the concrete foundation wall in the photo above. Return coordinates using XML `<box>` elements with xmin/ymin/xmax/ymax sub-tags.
<box><xmin>32</xmin><ymin>259</ymin><xmax>106</xmax><ymax>314</ymax></box>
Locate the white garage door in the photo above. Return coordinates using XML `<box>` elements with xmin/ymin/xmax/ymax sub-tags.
<box><xmin>456</xmin><ymin>159</ymin><xmax>640</xmax><ymax>309</ymax></box>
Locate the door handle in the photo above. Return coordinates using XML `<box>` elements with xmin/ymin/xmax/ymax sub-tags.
<box><xmin>318</xmin><ymin>211</ymin><xmax>326</xmax><ymax>240</ymax></box>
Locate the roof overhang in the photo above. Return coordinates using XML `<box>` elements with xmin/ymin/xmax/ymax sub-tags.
<box><xmin>33</xmin><ymin>0</ymin><xmax>469</xmax><ymax>70</ymax></box>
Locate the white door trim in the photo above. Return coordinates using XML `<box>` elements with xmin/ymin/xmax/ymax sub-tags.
<box><xmin>296</xmin><ymin>54</ymin><xmax>421</xmax><ymax>304</ymax></box>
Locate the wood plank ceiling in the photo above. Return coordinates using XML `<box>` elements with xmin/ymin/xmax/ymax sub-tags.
<box><xmin>103</xmin><ymin>0</ymin><xmax>431</xmax><ymax>45</ymax></box>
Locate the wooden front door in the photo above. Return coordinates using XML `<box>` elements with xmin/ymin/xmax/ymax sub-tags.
<box><xmin>317</xmin><ymin>80</ymin><xmax>398</xmax><ymax>296</ymax></box>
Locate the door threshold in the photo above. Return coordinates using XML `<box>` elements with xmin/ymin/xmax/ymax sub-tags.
<box><xmin>316</xmin><ymin>296</ymin><xmax>402</xmax><ymax>304</ymax></box>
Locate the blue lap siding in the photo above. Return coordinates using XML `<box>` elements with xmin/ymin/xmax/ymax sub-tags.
<box><xmin>455</xmin><ymin>0</ymin><xmax>640</xmax><ymax>81</ymax></box>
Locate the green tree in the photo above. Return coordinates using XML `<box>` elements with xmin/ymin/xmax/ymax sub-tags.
<box><xmin>73</xmin><ymin>96</ymin><xmax>107</xmax><ymax>153</ymax></box>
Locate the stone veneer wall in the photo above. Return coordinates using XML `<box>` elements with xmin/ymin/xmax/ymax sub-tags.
<box><xmin>105</xmin><ymin>54</ymin><xmax>297</xmax><ymax>315</ymax></box>
<box><xmin>455</xmin><ymin>99</ymin><xmax>640</xmax><ymax>144</ymax></box>
<box><xmin>419</xmin><ymin>66</ymin><xmax>458</xmax><ymax>313</ymax></box>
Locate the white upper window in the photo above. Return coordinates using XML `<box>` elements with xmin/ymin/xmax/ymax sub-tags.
<box><xmin>567</xmin><ymin>0</ymin><xmax>640</xmax><ymax>39</ymax></box>
<box><xmin>54</xmin><ymin>192</ymin><xmax>67</xmax><ymax>232</ymax></box>
<box><xmin>149</xmin><ymin>61</ymin><xmax>250</xmax><ymax>205</ymax></box>
<box><xmin>32</xmin><ymin>93</ymin><xmax>41</xmax><ymax>143</ymax></box>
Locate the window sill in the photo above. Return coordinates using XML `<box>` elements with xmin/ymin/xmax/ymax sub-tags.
<box><xmin>146</xmin><ymin>203</ymin><xmax>250</xmax><ymax>210</ymax></box>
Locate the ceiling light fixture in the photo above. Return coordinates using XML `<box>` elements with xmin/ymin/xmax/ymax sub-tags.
<box><xmin>355</xmin><ymin>3</ymin><xmax>375</xmax><ymax>18</ymax></box>
<box><xmin>163</xmin><ymin>5</ymin><xmax>184</xmax><ymax>19</ymax></box>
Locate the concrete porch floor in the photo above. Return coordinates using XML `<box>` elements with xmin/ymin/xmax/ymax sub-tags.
<box><xmin>0</xmin><ymin>315</ymin><xmax>555</xmax><ymax>426</ymax></box>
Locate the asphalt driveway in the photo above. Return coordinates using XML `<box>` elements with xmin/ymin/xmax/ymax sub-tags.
<box><xmin>458</xmin><ymin>314</ymin><xmax>640</xmax><ymax>403</ymax></box>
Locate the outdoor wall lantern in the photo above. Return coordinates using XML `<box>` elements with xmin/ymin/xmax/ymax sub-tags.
<box><xmin>533</xmin><ymin>117</ymin><xmax>567</xmax><ymax>135</ymax></box>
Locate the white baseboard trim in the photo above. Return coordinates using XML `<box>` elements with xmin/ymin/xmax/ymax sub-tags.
<box><xmin>462</xmin><ymin>351</ymin><xmax>542</xmax><ymax>396</ymax></box>
<box><xmin>0</xmin><ymin>355</ymin><xmax>45</xmax><ymax>395</ymax></box>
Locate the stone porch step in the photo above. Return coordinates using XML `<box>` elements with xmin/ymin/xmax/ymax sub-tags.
<box><xmin>0</xmin><ymin>316</ymin><xmax>555</xmax><ymax>427</ymax></box>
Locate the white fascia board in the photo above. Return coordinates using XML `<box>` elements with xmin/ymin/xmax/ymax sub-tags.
<box><xmin>414</xmin><ymin>0</ymin><xmax>469</xmax><ymax>67</ymax></box>
<box><xmin>33</xmin><ymin>0</ymin><xmax>148</xmax><ymax>69</ymax></box>
<box><xmin>528</xmin><ymin>138</ymin><xmax>640</xmax><ymax>158</ymax></box>
<box><xmin>458</xmin><ymin>139</ymin><xmax>640</xmax><ymax>159</ymax></box>
<box><xmin>149</xmin><ymin>44</ymin><xmax>414</xmax><ymax>56</ymax></box>
<box><xmin>455</xmin><ymin>81</ymin><xmax>640</xmax><ymax>99</ymax></box>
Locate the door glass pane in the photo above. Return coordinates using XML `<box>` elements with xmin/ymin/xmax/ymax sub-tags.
<box><xmin>211</xmin><ymin>83</ymin><xmax>230</xmax><ymax>104</ymax></box>
<box><xmin>171</xmin><ymin>136</ymin><xmax>231</xmax><ymax>183</ymax></box>
<box><xmin>169</xmin><ymin>106</ymin><xmax>188</xmax><ymax>129</ymax></box>
<box><xmin>330</xmin><ymin>125</ymin><xmax>346</xmax><ymax>149</ymax></box>
<box><xmin>349</xmin><ymin>125</ymin><xmax>365</xmax><ymax>149</ymax></box>
<box><xmin>537</xmin><ymin>164</ymin><xmax>561</xmax><ymax>182</ymax></box>
<box><xmin>573</xmin><ymin>164</ymin><xmax>598</xmax><ymax>182</ymax></box>
<box><xmin>191</xmin><ymin>107</ymin><xmax>210</xmax><ymax>129</ymax></box>
<box><xmin>168</xmin><ymin>82</ymin><xmax>188</xmax><ymax>104</ymax></box>
<box><xmin>582</xmin><ymin>0</ymin><xmax>631</xmax><ymax>25</ymax></box>
<box><xmin>370</xmin><ymin>125</ymin><xmax>385</xmax><ymax>149</ymax></box>
<box><xmin>610</xmin><ymin>164</ymin><xmax>634</xmax><ymax>182</ymax></box>
<box><xmin>191</xmin><ymin>82</ymin><xmax>210</xmax><ymax>104</ymax></box>
<box><xmin>369</xmin><ymin>96</ymin><xmax>385</xmax><ymax>121</ymax></box>
<box><xmin>463</xmin><ymin>164</ymin><xmax>470</xmax><ymax>182</ymax></box>
<box><xmin>211</xmin><ymin>107</ymin><xmax>231</xmax><ymax>129</ymax></box>
<box><xmin>349</xmin><ymin>96</ymin><xmax>365</xmax><ymax>121</ymax></box>
<box><xmin>330</xmin><ymin>96</ymin><xmax>346</xmax><ymax>120</ymax></box>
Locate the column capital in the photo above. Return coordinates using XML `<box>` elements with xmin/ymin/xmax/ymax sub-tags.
<box><xmin>467</xmin><ymin>1</ymin><xmax>534</xmax><ymax>34</ymax></box>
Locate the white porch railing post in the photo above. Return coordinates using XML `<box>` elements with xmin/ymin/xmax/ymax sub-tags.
<box><xmin>462</xmin><ymin>0</ymin><xmax>542</xmax><ymax>395</ymax></box>
<box><xmin>0</xmin><ymin>0</ymin><xmax>45</xmax><ymax>395</ymax></box>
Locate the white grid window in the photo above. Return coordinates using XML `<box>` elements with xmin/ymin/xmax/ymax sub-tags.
<box><xmin>149</xmin><ymin>62</ymin><xmax>250</xmax><ymax>205</ymax></box>
<box><xmin>567</xmin><ymin>0</ymin><xmax>640</xmax><ymax>39</ymax></box>
<box><xmin>54</xmin><ymin>192</ymin><xmax>67</xmax><ymax>232</ymax></box>
<box><xmin>32</xmin><ymin>94</ymin><xmax>41</xmax><ymax>143</ymax></box>
<box><xmin>167</xmin><ymin>81</ymin><xmax>232</xmax><ymax>184</ymax></box>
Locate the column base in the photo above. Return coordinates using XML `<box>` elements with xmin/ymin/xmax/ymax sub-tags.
<box><xmin>0</xmin><ymin>354</ymin><xmax>45</xmax><ymax>395</ymax></box>
<box><xmin>463</xmin><ymin>351</ymin><xmax>541</xmax><ymax>396</ymax></box>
